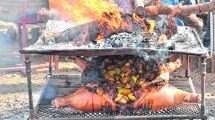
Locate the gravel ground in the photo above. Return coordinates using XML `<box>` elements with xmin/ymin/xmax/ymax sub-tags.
<box><xmin>0</xmin><ymin>60</ymin><xmax>214</xmax><ymax>120</ymax></box>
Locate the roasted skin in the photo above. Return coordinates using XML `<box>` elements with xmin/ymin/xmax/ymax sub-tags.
<box><xmin>53</xmin><ymin>87</ymin><xmax>117</xmax><ymax>112</ymax></box>
<box><xmin>53</xmin><ymin>85</ymin><xmax>201</xmax><ymax>112</ymax></box>
<box><xmin>53</xmin><ymin>56</ymin><xmax>199</xmax><ymax>113</ymax></box>
<box><xmin>133</xmin><ymin>85</ymin><xmax>201</xmax><ymax>111</ymax></box>
<box><xmin>155</xmin><ymin>58</ymin><xmax>182</xmax><ymax>84</ymax></box>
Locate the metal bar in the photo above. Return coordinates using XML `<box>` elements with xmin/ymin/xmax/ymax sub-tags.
<box><xmin>213</xmin><ymin>12</ymin><xmax>215</xmax><ymax>52</ymax></box>
<box><xmin>21</xmin><ymin>0</ymin><xmax>27</xmax><ymax>69</ymax></box>
<box><xmin>25</xmin><ymin>58</ymin><xmax>35</xmax><ymax>120</ymax></box>
<box><xmin>54</xmin><ymin>55</ymin><xmax>59</xmax><ymax>75</ymax></box>
<box><xmin>34</xmin><ymin>75</ymin><xmax>51</xmax><ymax>114</ymax></box>
<box><xmin>0</xmin><ymin>52</ymin><xmax>21</xmax><ymax>56</ymax></box>
<box><xmin>49</xmin><ymin>55</ymin><xmax>53</xmax><ymax>76</ymax></box>
<box><xmin>188</xmin><ymin>77</ymin><xmax>196</xmax><ymax>94</ymax></box>
<box><xmin>210</xmin><ymin>11</ymin><xmax>213</xmax><ymax>53</ymax></box>
<box><xmin>19</xmin><ymin>48</ymin><xmax>209</xmax><ymax>56</ymax></box>
<box><xmin>192</xmin><ymin>28</ymin><xmax>205</xmax><ymax>49</ymax></box>
<box><xmin>200</xmin><ymin>57</ymin><xmax>207</xmax><ymax>119</ymax></box>
<box><xmin>185</xmin><ymin>54</ymin><xmax>190</xmax><ymax>77</ymax></box>
<box><xmin>34</xmin><ymin>115</ymin><xmax>202</xmax><ymax>120</ymax></box>
<box><xmin>0</xmin><ymin>65</ymin><xmax>50</xmax><ymax>72</ymax></box>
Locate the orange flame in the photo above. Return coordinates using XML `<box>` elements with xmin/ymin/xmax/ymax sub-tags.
<box><xmin>49</xmin><ymin>0</ymin><xmax>156</xmax><ymax>41</ymax></box>
<box><xmin>95</xmin><ymin>10</ymin><xmax>128</xmax><ymax>41</ymax></box>
<box><xmin>49</xmin><ymin>0</ymin><xmax>128</xmax><ymax>40</ymax></box>
<box><xmin>49</xmin><ymin>0</ymin><xmax>117</xmax><ymax>23</ymax></box>
<box><xmin>132</xmin><ymin>13</ymin><xmax>156</xmax><ymax>33</ymax></box>
<box><xmin>146</xmin><ymin>19</ymin><xmax>156</xmax><ymax>33</ymax></box>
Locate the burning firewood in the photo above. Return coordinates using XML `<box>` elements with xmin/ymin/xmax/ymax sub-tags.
<box><xmin>36</xmin><ymin>0</ymin><xmax>211</xmax><ymax>46</ymax></box>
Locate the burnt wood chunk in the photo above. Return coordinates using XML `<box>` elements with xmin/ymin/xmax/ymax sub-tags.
<box><xmin>37</xmin><ymin>20</ymin><xmax>100</xmax><ymax>45</ymax></box>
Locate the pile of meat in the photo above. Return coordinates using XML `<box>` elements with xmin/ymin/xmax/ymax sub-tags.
<box><xmin>53</xmin><ymin>55</ymin><xmax>201</xmax><ymax>113</ymax></box>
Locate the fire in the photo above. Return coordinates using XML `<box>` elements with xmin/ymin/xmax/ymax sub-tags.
<box><xmin>49</xmin><ymin>0</ymin><xmax>127</xmax><ymax>40</ymax></box>
<box><xmin>49</xmin><ymin>0</ymin><xmax>116</xmax><ymax>23</ymax></box>
<box><xmin>132</xmin><ymin>13</ymin><xmax>156</xmax><ymax>33</ymax></box>
<box><xmin>49</xmin><ymin>0</ymin><xmax>156</xmax><ymax>41</ymax></box>
<box><xmin>95</xmin><ymin>10</ymin><xmax>128</xmax><ymax>41</ymax></box>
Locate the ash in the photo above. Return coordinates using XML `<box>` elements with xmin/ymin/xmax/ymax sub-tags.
<box><xmin>170</xmin><ymin>26</ymin><xmax>205</xmax><ymax>52</ymax></box>
<box><xmin>25</xmin><ymin>26</ymin><xmax>207</xmax><ymax>56</ymax></box>
<box><xmin>88</xmin><ymin>32</ymin><xmax>146</xmax><ymax>48</ymax></box>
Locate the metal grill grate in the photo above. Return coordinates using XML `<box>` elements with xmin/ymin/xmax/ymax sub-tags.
<box><xmin>34</xmin><ymin>75</ymin><xmax>201</xmax><ymax>119</ymax></box>
<box><xmin>35</xmin><ymin>104</ymin><xmax>200</xmax><ymax>119</ymax></box>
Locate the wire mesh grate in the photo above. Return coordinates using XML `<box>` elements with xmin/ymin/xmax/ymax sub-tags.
<box><xmin>35</xmin><ymin>75</ymin><xmax>201</xmax><ymax>119</ymax></box>
<box><xmin>35</xmin><ymin>103</ymin><xmax>200</xmax><ymax>119</ymax></box>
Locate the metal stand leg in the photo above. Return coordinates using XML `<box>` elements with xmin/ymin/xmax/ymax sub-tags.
<box><xmin>25</xmin><ymin>58</ymin><xmax>35</xmax><ymax>120</ymax></box>
<box><xmin>49</xmin><ymin>55</ymin><xmax>53</xmax><ymax>76</ymax></box>
<box><xmin>54</xmin><ymin>55</ymin><xmax>59</xmax><ymax>75</ymax></box>
<box><xmin>185</xmin><ymin>54</ymin><xmax>190</xmax><ymax>77</ymax></box>
<box><xmin>201</xmin><ymin>57</ymin><xmax>207</xmax><ymax>120</ymax></box>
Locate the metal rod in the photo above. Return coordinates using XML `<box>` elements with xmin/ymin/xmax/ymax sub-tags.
<box><xmin>37</xmin><ymin>115</ymin><xmax>202</xmax><ymax>120</ymax></box>
<box><xmin>0</xmin><ymin>65</ymin><xmax>50</xmax><ymax>72</ymax></box>
<box><xmin>200</xmin><ymin>57</ymin><xmax>207</xmax><ymax>119</ymax></box>
<box><xmin>188</xmin><ymin>77</ymin><xmax>196</xmax><ymax>94</ymax></box>
<box><xmin>19</xmin><ymin>48</ymin><xmax>209</xmax><ymax>56</ymax></box>
<box><xmin>25</xmin><ymin>58</ymin><xmax>35</xmax><ymax>120</ymax></box>
<box><xmin>21</xmin><ymin>0</ymin><xmax>27</xmax><ymax>68</ymax></box>
<box><xmin>0</xmin><ymin>52</ymin><xmax>21</xmax><ymax>56</ymax></box>
<box><xmin>185</xmin><ymin>54</ymin><xmax>190</xmax><ymax>77</ymax></box>
<box><xmin>49</xmin><ymin>55</ymin><xmax>53</xmax><ymax>76</ymax></box>
<box><xmin>210</xmin><ymin>1</ymin><xmax>214</xmax><ymax>53</ymax></box>
<box><xmin>191</xmin><ymin>28</ymin><xmax>205</xmax><ymax>49</ymax></box>
<box><xmin>212</xmin><ymin>12</ymin><xmax>215</xmax><ymax>52</ymax></box>
<box><xmin>54</xmin><ymin>55</ymin><xmax>59</xmax><ymax>75</ymax></box>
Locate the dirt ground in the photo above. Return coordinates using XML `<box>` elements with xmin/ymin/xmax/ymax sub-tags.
<box><xmin>0</xmin><ymin>57</ymin><xmax>214</xmax><ymax>120</ymax></box>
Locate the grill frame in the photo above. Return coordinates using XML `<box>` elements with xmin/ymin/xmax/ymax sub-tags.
<box><xmin>22</xmin><ymin>28</ymin><xmax>209</xmax><ymax>119</ymax></box>
<box><xmin>23</xmin><ymin>54</ymin><xmax>208</xmax><ymax>120</ymax></box>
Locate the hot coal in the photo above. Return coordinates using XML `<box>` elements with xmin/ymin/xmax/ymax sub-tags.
<box><xmin>89</xmin><ymin>32</ymin><xmax>155</xmax><ymax>48</ymax></box>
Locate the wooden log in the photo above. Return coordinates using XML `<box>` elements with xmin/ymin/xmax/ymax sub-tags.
<box><xmin>144</xmin><ymin>1</ymin><xmax>215</xmax><ymax>17</ymax></box>
<box><xmin>142</xmin><ymin>0</ymin><xmax>215</xmax><ymax>29</ymax></box>
<box><xmin>134</xmin><ymin>0</ymin><xmax>145</xmax><ymax>16</ymax></box>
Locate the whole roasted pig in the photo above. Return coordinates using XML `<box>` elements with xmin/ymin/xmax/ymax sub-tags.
<box><xmin>53</xmin><ymin>56</ymin><xmax>200</xmax><ymax>113</ymax></box>
<box><xmin>53</xmin><ymin>84</ymin><xmax>200</xmax><ymax>112</ymax></box>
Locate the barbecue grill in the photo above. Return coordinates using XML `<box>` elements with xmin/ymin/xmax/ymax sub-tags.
<box><xmin>20</xmin><ymin>24</ymin><xmax>209</xmax><ymax>120</ymax></box>
<box><xmin>19</xmin><ymin>0</ymin><xmax>212</xmax><ymax>119</ymax></box>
